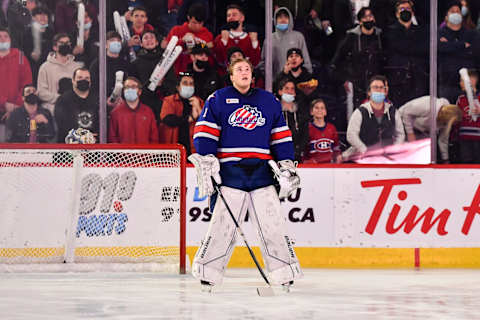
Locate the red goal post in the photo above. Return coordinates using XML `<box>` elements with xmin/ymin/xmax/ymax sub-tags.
<box><xmin>0</xmin><ymin>144</ymin><xmax>187</xmax><ymax>274</ymax></box>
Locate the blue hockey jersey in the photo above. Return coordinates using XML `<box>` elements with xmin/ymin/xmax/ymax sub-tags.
<box><xmin>193</xmin><ymin>86</ymin><xmax>294</xmax><ymax>163</ymax></box>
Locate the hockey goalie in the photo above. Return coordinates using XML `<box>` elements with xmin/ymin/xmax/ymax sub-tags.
<box><xmin>189</xmin><ymin>58</ymin><xmax>303</xmax><ymax>292</ymax></box>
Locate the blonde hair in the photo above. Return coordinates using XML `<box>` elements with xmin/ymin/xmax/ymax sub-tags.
<box><xmin>228</xmin><ymin>58</ymin><xmax>253</xmax><ymax>76</ymax></box>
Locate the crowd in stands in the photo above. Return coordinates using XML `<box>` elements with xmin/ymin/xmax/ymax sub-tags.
<box><xmin>1</xmin><ymin>0</ymin><xmax>480</xmax><ymax>164</ymax></box>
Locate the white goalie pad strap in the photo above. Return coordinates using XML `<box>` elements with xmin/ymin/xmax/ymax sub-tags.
<box><xmin>269</xmin><ymin>160</ymin><xmax>300</xmax><ymax>199</ymax></box>
<box><xmin>248</xmin><ymin>186</ymin><xmax>303</xmax><ymax>284</ymax></box>
<box><xmin>191</xmin><ymin>187</ymin><xmax>249</xmax><ymax>285</ymax></box>
<box><xmin>188</xmin><ymin>153</ymin><xmax>222</xmax><ymax>198</ymax></box>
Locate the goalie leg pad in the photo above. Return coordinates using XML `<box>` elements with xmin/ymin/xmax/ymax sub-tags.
<box><xmin>191</xmin><ymin>187</ymin><xmax>249</xmax><ymax>285</ymax></box>
<box><xmin>248</xmin><ymin>185</ymin><xmax>303</xmax><ymax>285</ymax></box>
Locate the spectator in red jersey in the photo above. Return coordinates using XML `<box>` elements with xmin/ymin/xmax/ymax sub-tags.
<box><xmin>456</xmin><ymin>69</ymin><xmax>480</xmax><ymax>163</ymax></box>
<box><xmin>108</xmin><ymin>76</ymin><xmax>159</xmax><ymax>144</ymax></box>
<box><xmin>163</xmin><ymin>2</ymin><xmax>213</xmax><ymax>74</ymax></box>
<box><xmin>303</xmin><ymin>98</ymin><xmax>342</xmax><ymax>164</ymax></box>
<box><xmin>213</xmin><ymin>4</ymin><xmax>261</xmax><ymax>70</ymax></box>
<box><xmin>159</xmin><ymin>72</ymin><xmax>203</xmax><ymax>155</ymax></box>
<box><xmin>0</xmin><ymin>27</ymin><xmax>33</xmax><ymax>142</ymax></box>
<box><xmin>129</xmin><ymin>6</ymin><xmax>154</xmax><ymax>53</ymax></box>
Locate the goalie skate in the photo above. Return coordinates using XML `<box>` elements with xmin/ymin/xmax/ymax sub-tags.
<box><xmin>200</xmin><ymin>280</ymin><xmax>213</xmax><ymax>293</ymax></box>
<box><xmin>282</xmin><ymin>281</ymin><xmax>294</xmax><ymax>293</ymax></box>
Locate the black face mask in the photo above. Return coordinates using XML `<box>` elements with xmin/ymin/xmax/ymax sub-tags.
<box><xmin>195</xmin><ymin>60</ymin><xmax>209</xmax><ymax>70</ymax></box>
<box><xmin>58</xmin><ymin>43</ymin><xmax>72</xmax><ymax>56</ymax></box>
<box><xmin>24</xmin><ymin>93</ymin><xmax>40</xmax><ymax>105</ymax></box>
<box><xmin>224</xmin><ymin>21</ymin><xmax>240</xmax><ymax>30</ymax></box>
<box><xmin>76</xmin><ymin>80</ymin><xmax>90</xmax><ymax>92</ymax></box>
<box><xmin>363</xmin><ymin>21</ymin><xmax>375</xmax><ymax>30</ymax></box>
<box><xmin>399</xmin><ymin>10</ymin><xmax>412</xmax><ymax>23</ymax></box>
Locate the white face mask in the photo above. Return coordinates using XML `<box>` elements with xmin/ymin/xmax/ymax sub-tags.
<box><xmin>281</xmin><ymin>93</ymin><xmax>295</xmax><ymax>103</ymax></box>
<box><xmin>0</xmin><ymin>41</ymin><xmax>11</xmax><ymax>51</ymax></box>
<box><xmin>179</xmin><ymin>86</ymin><xmax>194</xmax><ymax>99</ymax></box>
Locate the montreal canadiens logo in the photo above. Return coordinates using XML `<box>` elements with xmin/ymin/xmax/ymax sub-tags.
<box><xmin>228</xmin><ymin>105</ymin><xmax>265</xmax><ymax>130</ymax></box>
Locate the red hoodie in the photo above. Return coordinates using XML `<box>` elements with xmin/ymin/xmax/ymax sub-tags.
<box><xmin>0</xmin><ymin>48</ymin><xmax>32</xmax><ymax>112</ymax></box>
<box><xmin>108</xmin><ymin>100</ymin><xmax>159</xmax><ymax>144</ymax></box>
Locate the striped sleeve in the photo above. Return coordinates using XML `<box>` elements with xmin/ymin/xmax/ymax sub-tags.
<box><xmin>270</xmin><ymin>100</ymin><xmax>295</xmax><ymax>161</ymax></box>
<box><xmin>193</xmin><ymin>93</ymin><xmax>221</xmax><ymax>156</ymax></box>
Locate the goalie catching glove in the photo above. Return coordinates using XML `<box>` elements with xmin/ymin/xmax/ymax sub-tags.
<box><xmin>269</xmin><ymin>160</ymin><xmax>300</xmax><ymax>200</ymax></box>
<box><xmin>188</xmin><ymin>153</ymin><xmax>222</xmax><ymax>198</ymax></box>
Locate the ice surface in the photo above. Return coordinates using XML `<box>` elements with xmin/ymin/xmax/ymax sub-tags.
<box><xmin>0</xmin><ymin>269</ymin><xmax>479</xmax><ymax>320</ymax></box>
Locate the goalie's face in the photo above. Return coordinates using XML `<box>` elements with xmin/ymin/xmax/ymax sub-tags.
<box><xmin>230</xmin><ymin>61</ymin><xmax>252</xmax><ymax>90</ymax></box>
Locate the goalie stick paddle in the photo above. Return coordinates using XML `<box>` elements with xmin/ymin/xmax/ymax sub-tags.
<box><xmin>211</xmin><ymin>178</ymin><xmax>275</xmax><ymax>297</ymax></box>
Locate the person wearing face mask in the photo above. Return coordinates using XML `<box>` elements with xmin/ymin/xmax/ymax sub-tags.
<box><xmin>89</xmin><ymin>31</ymin><xmax>130</xmax><ymax>102</ymax></box>
<box><xmin>54</xmin><ymin>0</ymin><xmax>97</xmax><ymax>35</ymax></box>
<box><xmin>108</xmin><ymin>76</ymin><xmax>159</xmax><ymax>144</ymax></box>
<box><xmin>22</xmin><ymin>6</ymin><xmax>54</xmax><ymax>83</ymax></box>
<box><xmin>7</xmin><ymin>84</ymin><xmax>55</xmax><ymax>143</ymax></box>
<box><xmin>343</xmin><ymin>75</ymin><xmax>405</xmax><ymax>160</ymax></box>
<box><xmin>330</xmin><ymin>7</ymin><xmax>386</xmax><ymax>111</ymax></box>
<box><xmin>213</xmin><ymin>4</ymin><xmax>261</xmax><ymax>69</ymax></box>
<box><xmin>72</xmin><ymin>7</ymin><xmax>99</xmax><ymax>67</ymax></box>
<box><xmin>383</xmin><ymin>0</ymin><xmax>428</xmax><ymax>108</ymax></box>
<box><xmin>0</xmin><ymin>27</ymin><xmax>33</xmax><ymax>142</ymax></box>
<box><xmin>276</xmin><ymin>78</ymin><xmax>309</xmax><ymax>161</ymax></box>
<box><xmin>129</xmin><ymin>29</ymin><xmax>177</xmax><ymax>119</ymax></box>
<box><xmin>37</xmin><ymin>33</ymin><xmax>84</xmax><ymax>114</ymax></box>
<box><xmin>159</xmin><ymin>72</ymin><xmax>203</xmax><ymax>155</ymax></box>
<box><xmin>54</xmin><ymin>67</ymin><xmax>98</xmax><ymax>143</ymax></box>
<box><xmin>258</xmin><ymin>7</ymin><xmax>312</xmax><ymax>78</ymax></box>
<box><xmin>438</xmin><ymin>1</ymin><xmax>477</xmax><ymax>104</ymax></box>
<box><xmin>187</xmin><ymin>43</ymin><xmax>222</xmax><ymax>101</ymax></box>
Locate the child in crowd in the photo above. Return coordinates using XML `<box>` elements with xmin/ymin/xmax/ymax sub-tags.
<box><xmin>303</xmin><ymin>99</ymin><xmax>342</xmax><ymax>164</ymax></box>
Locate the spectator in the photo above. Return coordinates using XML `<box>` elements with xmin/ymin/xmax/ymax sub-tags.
<box><xmin>274</xmin><ymin>48</ymin><xmax>316</xmax><ymax>97</ymax></box>
<box><xmin>258</xmin><ymin>7</ymin><xmax>312</xmax><ymax>78</ymax></box>
<box><xmin>441</xmin><ymin>0</ymin><xmax>477</xmax><ymax>30</ymax></box>
<box><xmin>129</xmin><ymin>29</ymin><xmax>176</xmax><ymax>119</ymax></box>
<box><xmin>302</xmin><ymin>98</ymin><xmax>341</xmax><ymax>164</ymax></box>
<box><xmin>108</xmin><ymin>76</ymin><xmax>159</xmax><ymax>144</ymax></box>
<box><xmin>163</xmin><ymin>2</ymin><xmax>213</xmax><ymax>74</ymax></box>
<box><xmin>272</xmin><ymin>0</ymin><xmax>322</xmax><ymax>33</ymax></box>
<box><xmin>89</xmin><ymin>31</ymin><xmax>130</xmax><ymax>100</ymax></box>
<box><xmin>213</xmin><ymin>4</ymin><xmax>261</xmax><ymax>69</ymax></box>
<box><xmin>159</xmin><ymin>72</ymin><xmax>203</xmax><ymax>155</ymax></box>
<box><xmin>129</xmin><ymin>6</ymin><xmax>154</xmax><ymax>53</ymax></box>
<box><xmin>7</xmin><ymin>84</ymin><xmax>55</xmax><ymax>143</ymax></box>
<box><xmin>22</xmin><ymin>6</ymin><xmax>54</xmax><ymax>83</ymax></box>
<box><xmin>398</xmin><ymin>96</ymin><xmax>455</xmax><ymax>163</ymax></box>
<box><xmin>54</xmin><ymin>67</ymin><xmax>98</xmax><ymax>143</ymax></box>
<box><xmin>72</xmin><ymin>5</ymin><xmax>99</xmax><ymax>67</ymax></box>
<box><xmin>384</xmin><ymin>0</ymin><xmax>428</xmax><ymax>107</ymax></box>
<box><xmin>456</xmin><ymin>69</ymin><xmax>480</xmax><ymax>163</ymax></box>
<box><xmin>7</xmin><ymin>0</ymin><xmax>36</xmax><ymax>49</ymax></box>
<box><xmin>330</xmin><ymin>6</ymin><xmax>386</xmax><ymax>110</ymax></box>
<box><xmin>55</xmin><ymin>0</ymin><xmax>97</xmax><ymax>35</ymax></box>
<box><xmin>276</xmin><ymin>78</ymin><xmax>309</xmax><ymax>161</ymax></box>
<box><xmin>37</xmin><ymin>33</ymin><xmax>83</xmax><ymax>113</ymax></box>
<box><xmin>187</xmin><ymin>43</ymin><xmax>222</xmax><ymax>101</ymax></box>
<box><xmin>343</xmin><ymin>75</ymin><xmax>405</xmax><ymax>159</ymax></box>
<box><xmin>438</xmin><ymin>1</ymin><xmax>477</xmax><ymax>104</ymax></box>
<box><xmin>0</xmin><ymin>27</ymin><xmax>32</xmax><ymax>142</ymax></box>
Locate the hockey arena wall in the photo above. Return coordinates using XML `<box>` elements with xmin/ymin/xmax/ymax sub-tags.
<box><xmin>186</xmin><ymin>165</ymin><xmax>480</xmax><ymax>268</ymax></box>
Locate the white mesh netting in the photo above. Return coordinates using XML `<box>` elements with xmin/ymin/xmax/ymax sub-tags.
<box><xmin>0</xmin><ymin>147</ymin><xmax>185</xmax><ymax>272</ymax></box>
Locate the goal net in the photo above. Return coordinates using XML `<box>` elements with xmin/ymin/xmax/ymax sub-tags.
<box><xmin>0</xmin><ymin>144</ymin><xmax>186</xmax><ymax>273</ymax></box>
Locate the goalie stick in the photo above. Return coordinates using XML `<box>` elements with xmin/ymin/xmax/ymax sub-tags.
<box><xmin>77</xmin><ymin>2</ymin><xmax>85</xmax><ymax>49</ymax></box>
<box><xmin>459</xmin><ymin>68</ymin><xmax>478</xmax><ymax>122</ymax></box>
<box><xmin>113</xmin><ymin>11</ymin><xmax>137</xmax><ymax>62</ymax></box>
<box><xmin>211</xmin><ymin>178</ymin><xmax>275</xmax><ymax>297</ymax></box>
<box><xmin>147</xmin><ymin>36</ymin><xmax>182</xmax><ymax>91</ymax></box>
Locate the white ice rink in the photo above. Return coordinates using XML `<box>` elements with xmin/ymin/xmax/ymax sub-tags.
<box><xmin>1</xmin><ymin>269</ymin><xmax>479</xmax><ymax>320</ymax></box>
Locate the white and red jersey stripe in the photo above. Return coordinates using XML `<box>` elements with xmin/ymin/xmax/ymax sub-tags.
<box><xmin>193</xmin><ymin>121</ymin><xmax>221</xmax><ymax>141</ymax></box>
<box><xmin>217</xmin><ymin>147</ymin><xmax>272</xmax><ymax>163</ymax></box>
<box><xmin>270</xmin><ymin>126</ymin><xmax>293</xmax><ymax>145</ymax></box>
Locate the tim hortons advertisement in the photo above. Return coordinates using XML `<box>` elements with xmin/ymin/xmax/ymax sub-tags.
<box><xmin>186</xmin><ymin>167</ymin><xmax>480</xmax><ymax>248</ymax></box>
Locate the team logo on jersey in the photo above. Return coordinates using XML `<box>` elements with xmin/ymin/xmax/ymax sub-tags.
<box><xmin>313</xmin><ymin>138</ymin><xmax>334</xmax><ymax>152</ymax></box>
<box><xmin>228</xmin><ymin>105</ymin><xmax>265</xmax><ymax>130</ymax></box>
